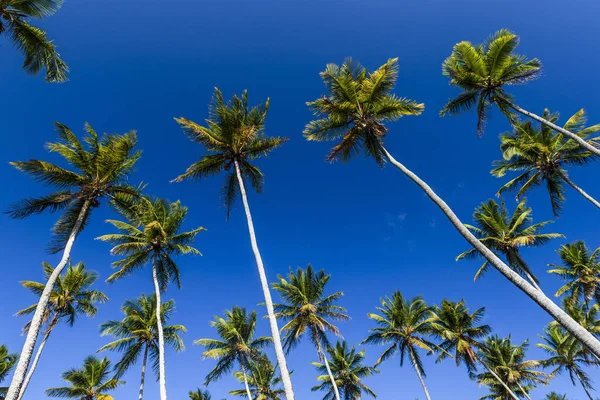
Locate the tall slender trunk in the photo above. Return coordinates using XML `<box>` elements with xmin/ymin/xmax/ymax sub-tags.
<box><xmin>313</xmin><ymin>332</ymin><xmax>340</xmax><ymax>400</ymax></box>
<box><xmin>516</xmin><ymin>382</ymin><xmax>532</xmax><ymax>400</ymax></box>
<box><xmin>17</xmin><ymin>315</ymin><xmax>59</xmax><ymax>400</ymax></box>
<box><xmin>381</xmin><ymin>147</ymin><xmax>600</xmax><ymax>358</ymax></box>
<box><xmin>505</xmin><ymin>102</ymin><xmax>600</xmax><ymax>157</ymax></box>
<box><xmin>5</xmin><ymin>201</ymin><xmax>90</xmax><ymax>400</ymax></box>
<box><xmin>475</xmin><ymin>356</ymin><xmax>519</xmax><ymax>400</ymax></box>
<box><xmin>152</xmin><ymin>258</ymin><xmax>167</xmax><ymax>400</ymax></box>
<box><xmin>408</xmin><ymin>347</ymin><xmax>431</xmax><ymax>400</ymax></box>
<box><xmin>559</xmin><ymin>172</ymin><xmax>600</xmax><ymax>210</ymax></box>
<box><xmin>240</xmin><ymin>362</ymin><xmax>253</xmax><ymax>400</ymax></box>
<box><xmin>233</xmin><ymin>160</ymin><xmax>295</xmax><ymax>400</ymax></box>
<box><xmin>138</xmin><ymin>344</ymin><xmax>149</xmax><ymax>400</ymax></box>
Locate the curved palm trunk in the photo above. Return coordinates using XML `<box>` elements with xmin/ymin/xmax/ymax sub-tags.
<box><xmin>558</xmin><ymin>172</ymin><xmax>600</xmax><ymax>210</ymax></box>
<box><xmin>240</xmin><ymin>363</ymin><xmax>254</xmax><ymax>400</ymax></box>
<box><xmin>381</xmin><ymin>147</ymin><xmax>600</xmax><ymax>359</ymax></box>
<box><xmin>475</xmin><ymin>356</ymin><xmax>519</xmax><ymax>400</ymax></box>
<box><xmin>506</xmin><ymin>102</ymin><xmax>600</xmax><ymax>157</ymax></box>
<box><xmin>5</xmin><ymin>201</ymin><xmax>90</xmax><ymax>400</ymax></box>
<box><xmin>138</xmin><ymin>344</ymin><xmax>149</xmax><ymax>400</ymax></box>
<box><xmin>314</xmin><ymin>336</ymin><xmax>340</xmax><ymax>400</ymax></box>
<box><xmin>233</xmin><ymin>160</ymin><xmax>295</xmax><ymax>400</ymax></box>
<box><xmin>152</xmin><ymin>258</ymin><xmax>168</xmax><ymax>400</ymax></box>
<box><xmin>408</xmin><ymin>347</ymin><xmax>431</xmax><ymax>400</ymax></box>
<box><xmin>516</xmin><ymin>382</ymin><xmax>532</xmax><ymax>400</ymax></box>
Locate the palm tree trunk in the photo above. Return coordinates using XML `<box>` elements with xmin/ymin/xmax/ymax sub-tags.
<box><xmin>408</xmin><ymin>347</ymin><xmax>432</xmax><ymax>400</ymax></box>
<box><xmin>475</xmin><ymin>356</ymin><xmax>520</xmax><ymax>400</ymax></box>
<box><xmin>558</xmin><ymin>172</ymin><xmax>600</xmax><ymax>210</ymax></box>
<box><xmin>17</xmin><ymin>315</ymin><xmax>59</xmax><ymax>400</ymax></box>
<box><xmin>313</xmin><ymin>334</ymin><xmax>340</xmax><ymax>400</ymax></box>
<box><xmin>240</xmin><ymin>362</ymin><xmax>254</xmax><ymax>400</ymax></box>
<box><xmin>5</xmin><ymin>201</ymin><xmax>90</xmax><ymax>400</ymax></box>
<box><xmin>381</xmin><ymin>147</ymin><xmax>600</xmax><ymax>359</ymax></box>
<box><xmin>138</xmin><ymin>344</ymin><xmax>149</xmax><ymax>400</ymax></box>
<box><xmin>505</xmin><ymin>102</ymin><xmax>600</xmax><ymax>157</ymax></box>
<box><xmin>233</xmin><ymin>160</ymin><xmax>295</xmax><ymax>400</ymax></box>
<box><xmin>516</xmin><ymin>382</ymin><xmax>532</xmax><ymax>400</ymax></box>
<box><xmin>152</xmin><ymin>257</ymin><xmax>168</xmax><ymax>400</ymax></box>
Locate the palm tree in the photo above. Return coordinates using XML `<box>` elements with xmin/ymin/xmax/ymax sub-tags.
<box><xmin>456</xmin><ymin>199</ymin><xmax>563</xmax><ymax>291</ymax></box>
<box><xmin>195</xmin><ymin>307</ymin><xmax>271</xmax><ymax>399</ymax></box>
<box><xmin>98</xmin><ymin>294</ymin><xmax>186</xmax><ymax>400</ymax></box>
<box><xmin>174</xmin><ymin>88</ymin><xmax>294</xmax><ymax>400</ymax></box>
<box><xmin>16</xmin><ymin>261</ymin><xmax>107</xmax><ymax>400</ymax></box>
<box><xmin>6</xmin><ymin>123</ymin><xmax>140</xmax><ymax>400</ymax></box>
<box><xmin>362</xmin><ymin>291</ymin><xmax>436</xmax><ymax>400</ymax></box>
<box><xmin>491</xmin><ymin>109</ymin><xmax>600</xmax><ymax>215</ymax></box>
<box><xmin>230</xmin><ymin>357</ymin><xmax>285</xmax><ymax>400</ymax></box>
<box><xmin>46</xmin><ymin>356</ymin><xmax>123</xmax><ymax>400</ymax></box>
<box><xmin>545</xmin><ymin>393</ymin><xmax>567</xmax><ymax>400</ymax></box>
<box><xmin>441</xmin><ymin>29</ymin><xmax>600</xmax><ymax>157</ymax></box>
<box><xmin>0</xmin><ymin>0</ymin><xmax>68</xmax><ymax>82</ymax></box>
<box><xmin>476</xmin><ymin>336</ymin><xmax>549</xmax><ymax>400</ymax></box>
<box><xmin>272</xmin><ymin>265</ymin><xmax>350</xmax><ymax>400</ymax></box>
<box><xmin>548</xmin><ymin>242</ymin><xmax>600</xmax><ymax>307</ymax></box>
<box><xmin>189</xmin><ymin>389</ymin><xmax>212</xmax><ymax>400</ymax></box>
<box><xmin>304</xmin><ymin>57</ymin><xmax>600</xmax><ymax>358</ymax></box>
<box><xmin>553</xmin><ymin>300</ymin><xmax>600</xmax><ymax>339</ymax></box>
<box><xmin>97</xmin><ymin>197</ymin><xmax>202</xmax><ymax>400</ymax></box>
<box><xmin>430</xmin><ymin>300</ymin><xmax>520</xmax><ymax>400</ymax></box>
<box><xmin>538</xmin><ymin>325</ymin><xmax>599</xmax><ymax>400</ymax></box>
<box><xmin>0</xmin><ymin>345</ymin><xmax>17</xmax><ymax>399</ymax></box>
<box><xmin>311</xmin><ymin>341</ymin><xmax>378</xmax><ymax>400</ymax></box>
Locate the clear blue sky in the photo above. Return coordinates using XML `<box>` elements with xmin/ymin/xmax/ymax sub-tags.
<box><xmin>1</xmin><ymin>0</ymin><xmax>599</xmax><ymax>399</ymax></box>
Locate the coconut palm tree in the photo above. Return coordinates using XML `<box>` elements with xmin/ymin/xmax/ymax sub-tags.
<box><xmin>548</xmin><ymin>242</ymin><xmax>600</xmax><ymax>307</ymax></box>
<box><xmin>0</xmin><ymin>345</ymin><xmax>17</xmax><ymax>399</ymax></box>
<box><xmin>272</xmin><ymin>265</ymin><xmax>349</xmax><ymax>400</ymax></box>
<box><xmin>311</xmin><ymin>341</ymin><xmax>378</xmax><ymax>400</ymax></box>
<box><xmin>362</xmin><ymin>291</ymin><xmax>436</xmax><ymax>400</ymax></box>
<box><xmin>173</xmin><ymin>88</ymin><xmax>294</xmax><ymax>400</ymax></box>
<box><xmin>304</xmin><ymin>57</ymin><xmax>600</xmax><ymax>359</ymax></box>
<box><xmin>196</xmin><ymin>307</ymin><xmax>271</xmax><ymax>399</ymax></box>
<box><xmin>230</xmin><ymin>357</ymin><xmax>285</xmax><ymax>400</ymax></box>
<box><xmin>456</xmin><ymin>199</ymin><xmax>563</xmax><ymax>291</ymax></box>
<box><xmin>5</xmin><ymin>123</ymin><xmax>140</xmax><ymax>400</ymax></box>
<box><xmin>46</xmin><ymin>356</ymin><xmax>123</xmax><ymax>400</ymax></box>
<box><xmin>441</xmin><ymin>29</ymin><xmax>600</xmax><ymax>157</ymax></box>
<box><xmin>98</xmin><ymin>294</ymin><xmax>186</xmax><ymax>400</ymax></box>
<box><xmin>430</xmin><ymin>300</ymin><xmax>520</xmax><ymax>400</ymax></box>
<box><xmin>97</xmin><ymin>197</ymin><xmax>202</xmax><ymax>400</ymax></box>
<box><xmin>553</xmin><ymin>300</ymin><xmax>600</xmax><ymax>339</ymax></box>
<box><xmin>545</xmin><ymin>393</ymin><xmax>567</xmax><ymax>400</ymax></box>
<box><xmin>538</xmin><ymin>325</ymin><xmax>599</xmax><ymax>400</ymax></box>
<box><xmin>15</xmin><ymin>261</ymin><xmax>107</xmax><ymax>400</ymax></box>
<box><xmin>0</xmin><ymin>0</ymin><xmax>68</xmax><ymax>82</ymax></box>
<box><xmin>476</xmin><ymin>335</ymin><xmax>549</xmax><ymax>400</ymax></box>
<box><xmin>491</xmin><ymin>109</ymin><xmax>600</xmax><ymax>215</ymax></box>
<box><xmin>189</xmin><ymin>389</ymin><xmax>212</xmax><ymax>400</ymax></box>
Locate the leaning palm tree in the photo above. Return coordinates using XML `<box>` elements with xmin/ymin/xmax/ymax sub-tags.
<box><xmin>174</xmin><ymin>88</ymin><xmax>294</xmax><ymax>400</ymax></box>
<box><xmin>548</xmin><ymin>242</ymin><xmax>600</xmax><ymax>307</ymax></box>
<box><xmin>538</xmin><ymin>325</ymin><xmax>599</xmax><ymax>400</ymax></box>
<box><xmin>272</xmin><ymin>265</ymin><xmax>350</xmax><ymax>400</ymax></box>
<box><xmin>0</xmin><ymin>345</ymin><xmax>17</xmax><ymax>399</ymax></box>
<box><xmin>491</xmin><ymin>109</ymin><xmax>600</xmax><ymax>215</ymax></box>
<box><xmin>0</xmin><ymin>0</ymin><xmax>68</xmax><ymax>82</ymax></box>
<box><xmin>362</xmin><ymin>291</ymin><xmax>436</xmax><ymax>400</ymax></box>
<box><xmin>430</xmin><ymin>299</ymin><xmax>520</xmax><ymax>400</ymax></box>
<box><xmin>311</xmin><ymin>341</ymin><xmax>378</xmax><ymax>400</ymax></box>
<box><xmin>98</xmin><ymin>294</ymin><xmax>186</xmax><ymax>400</ymax></box>
<box><xmin>230</xmin><ymin>357</ymin><xmax>285</xmax><ymax>400</ymax></box>
<box><xmin>5</xmin><ymin>123</ymin><xmax>140</xmax><ymax>400</ymax></box>
<box><xmin>46</xmin><ymin>356</ymin><xmax>123</xmax><ymax>400</ymax></box>
<box><xmin>196</xmin><ymin>307</ymin><xmax>271</xmax><ymax>399</ymax></box>
<box><xmin>456</xmin><ymin>199</ymin><xmax>563</xmax><ymax>291</ymax></box>
<box><xmin>304</xmin><ymin>57</ymin><xmax>600</xmax><ymax>359</ymax></box>
<box><xmin>16</xmin><ymin>262</ymin><xmax>107</xmax><ymax>400</ymax></box>
<box><xmin>97</xmin><ymin>197</ymin><xmax>202</xmax><ymax>400</ymax></box>
<box><xmin>441</xmin><ymin>29</ymin><xmax>600</xmax><ymax>157</ymax></box>
<box><xmin>189</xmin><ymin>389</ymin><xmax>212</xmax><ymax>400</ymax></box>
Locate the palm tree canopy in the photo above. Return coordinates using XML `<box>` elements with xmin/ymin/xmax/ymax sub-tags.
<box><xmin>441</xmin><ymin>29</ymin><xmax>542</xmax><ymax>134</ymax></box>
<box><xmin>551</xmin><ymin>300</ymin><xmax>600</xmax><ymax>339</ymax></box>
<box><xmin>189</xmin><ymin>388</ymin><xmax>212</xmax><ymax>400</ymax></box>
<box><xmin>272</xmin><ymin>264</ymin><xmax>350</xmax><ymax>352</ymax></box>
<box><xmin>173</xmin><ymin>88</ymin><xmax>288</xmax><ymax>219</ymax></box>
<box><xmin>8</xmin><ymin>123</ymin><xmax>141</xmax><ymax>253</ymax></box>
<box><xmin>311</xmin><ymin>341</ymin><xmax>378</xmax><ymax>400</ymax></box>
<box><xmin>46</xmin><ymin>356</ymin><xmax>124</xmax><ymax>400</ymax></box>
<box><xmin>548</xmin><ymin>241</ymin><xmax>600</xmax><ymax>305</ymax></box>
<box><xmin>0</xmin><ymin>345</ymin><xmax>18</xmax><ymax>383</ymax></box>
<box><xmin>457</xmin><ymin>198</ymin><xmax>563</xmax><ymax>282</ymax></box>
<box><xmin>304</xmin><ymin>57</ymin><xmax>424</xmax><ymax>166</ymax></box>
<box><xmin>491</xmin><ymin>109</ymin><xmax>600</xmax><ymax>215</ymax></box>
<box><xmin>98</xmin><ymin>294</ymin><xmax>186</xmax><ymax>378</ymax></box>
<box><xmin>230</xmin><ymin>357</ymin><xmax>285</xmax><ymax>400</ymax></box>
<box><xmin>430</xmin><ymin>299</ymin><xmax>491</xmax><ymax>372</ymax></box>
<box><xmin>195</xmin><ymin>306</ymin><xmax>271</xmax><ymax>385</ymax></box>
<box><xmin>545</xmin><ymin>393</ymin><xmax>568</xmax><ymax>400</ymax></box>
<box><xmin>17</xmin><ymin>261</ymin><xmax>107</xmax><ymax>330</ymax></box>
<box><xmin>362</xmin><ymin>291</ymin><xmax>436</xmax><ymax>376</ymax></box>
<box><xmin>97</xmin><ymin>196</ymin><xmax>204</xmax><ymax>290</ymax></box>
<box><xmin>0</xmin><ymin>0</ymin><xmax>69</xmax><ymax>82</ymax></box>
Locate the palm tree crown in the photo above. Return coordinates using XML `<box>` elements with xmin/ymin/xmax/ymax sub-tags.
<box><xmin>0</xmin><ymin>345</ymin><xmax>17</xmax><ymax>396</ymax></box>
<box><xmin>545</xmin><ymin>393</ymin><xmax>568</xmax><ymax>400</ymax></box>
<box><xmin>189</xmin><ymin>389</ymin><xmax>212</xmax><ymax>400</ymax></box>
<box><xmin>304</xmin><ymin>58</ymin><xmax>424</xmax><ymax>166</ymax></box>
<box><xmin>230</xmin><ymin>358</ymin><xmax>285</xmax><ymax>400</ymax></box>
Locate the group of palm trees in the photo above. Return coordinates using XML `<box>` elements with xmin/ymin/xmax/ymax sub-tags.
<box><xmin>0</xmin><ymin>2</ymin><xmax>599</xmax><ymax>398</ymax></box>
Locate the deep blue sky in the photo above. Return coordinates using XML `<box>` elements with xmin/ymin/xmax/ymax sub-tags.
<box><xmin>1</xmin><ymin>0</ymin><xmax>599</xmax><ymax>399</ymax></box>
